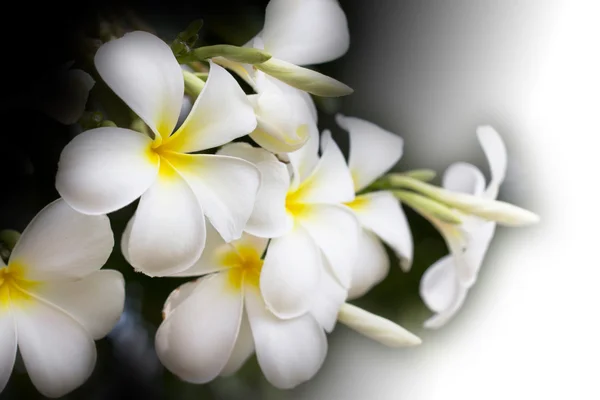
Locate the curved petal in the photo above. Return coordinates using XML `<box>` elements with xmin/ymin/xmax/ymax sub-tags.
<box><xmin>220</xmin><ymin>313</ymin><xmax>255</xmax><ymax>376</ymax></box>
<box><xmin>56</xmin><ymin>127</ymin><xmax>159</xmax><ymax>215</ymax></box>
<box><xmin>10</xmin><ymin>199</ymin><xmax>114</xmax><ymax>281</ymax></box>
<box><xmin>443</xmin><ymin>162</ymin><xmax>486</xmax><ymax>196</ymax></box>
<box><xmin>347</xmin><ymin>191</ymin><xmax>413</xmax><ymax>271</ymax></box>
<box><xmin>31</xmin><ymin>270</ymin><xmax>125</xmax><ymax>339</ymax></box>
<box><xmin>420</xmin><ymin>255</ymin><xmax>461</xmax><ymax>314</ymax></box>
<box><xmin>289</xmin><ymin>130</ymin><xmax>354</xmax><ymax>204</ymax></box>
<box><xmin>262</xmin><ymin>0</ymin><xmax>350</xmax><ymax>65</ymax></box>
<box><xmin>95</xmin><ymin>31</ymin><xmax>183</xmax><ymax>139</ymax></box>
<box><xmin>337</xmin><ymin>114</ymin><xmax>404</xmax><ymax>192</ymax></box>
<box><xmin>161</xmin><ymin>279</ymin><xmax>201</xmax><ymax>320</ymax></box>
<box><xmin>477</xmin><ymin>126</ymin><xmax>507</xmax><ymax>199</ymax></box>
<box><xmin>458</xmin><ymin>220</ymin><xmax>497</xmax><ymax>287</ymax></box>
<box><xmin>218</xmin><ymin>143</ymin><xmax>292</xmax><ymax>238</ymax></box>
<box><xmin>170</xmin><ymin>222</ymin><xmax>231</xmax><ymax>277</ymax></box>
<box><xmin>162</xmin><ymin>62</ymin><xmax>257</xmax><ymax>153</ymax></box>
<box><xmin>310</xmin><ymin>263</ymin><xmax>347</xmax><ymax>332</ymax></box>
<box><xmin>15</xmin><ymin>299</ymin><xmax>96</xmax><ymax>398</ymax></box>
<box><xmin>245</xmin><ymin>287</ymin><xmax>327</xmax><ymax>389</ymax></box>
<box><xmin>423</xmin><ymin>286</ymin><xmax>468</xmax><ymax>330</ymax></box>
<box><xmin>155</xmin><ymin>273</ymin><xmax>243</xmax><ymax>383</ymax></box>
<box><xmin>260</xmin><ymin>225</ymin><xmax>322</xmax><ymax>319</ymax></box>
<box><xmin>0</xmin><ymin>312</ymin><xmax>17</xmax><ymax>393</ymax></box>
<box><xmin>267</xmin><ymin>74</ymin><xmax>318</xmax><ymax>122</ymax></box>
<box><xmin>338</xmin><ymin>303</ymin><xmax>421</xmax><ymax>347</ymax></box>
<box><xmin>122</xmin><ymin>161</ymin><xmax>206</xmax><ymax>277</ymax></box>
<box><xmin>348</xmin><ymin>229</ymin><xmax>390</xmax><ymax>300</ymax></box>
<box><xmin>287</xmin><ymin>121</ymin><xmax>320</xmax><ymax>190</ymax></box>
<box><xmin>166</xmin><ymin>153</ymin><xmax>260</xmax><ymax>243</ymax></box>
<box><xmin>296</xmin><ymin>204</ymin><xmax>359</xmax><ymax>288</ymax></box>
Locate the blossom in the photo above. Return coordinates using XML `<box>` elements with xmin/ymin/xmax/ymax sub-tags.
<box><xmin>336</xmin><ymin>114</ymin><xmax>413</xmax><ymax>299</ymax></box>
<box><xmin>0</xmin><ymin>199</ymin><xmax>123</xmax><ymax>398</ymax></box>
<box><xmin>55</xmin><ymin>31</ymin><xmax>261</xmax><ymax>276</ymax></box>
<box><xmin>419</xmin><ymin>126</ymin><xmax>507</xmax><ymax>328</ymax></box>
<box><xmin>215</xmin><ymin>0</ymin><xmax>350</xmax><ymax>153</ymax></box>
<box><xmin>155</xmin><ymin>226</ymin><xmax>338</xmax><ymax>389</ymax></box>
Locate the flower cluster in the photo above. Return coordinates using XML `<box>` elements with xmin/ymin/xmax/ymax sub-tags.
<box><xmin>0</xmin><ymin>0</ymin><xmax>538</xmax><ymax>397</ymax></box>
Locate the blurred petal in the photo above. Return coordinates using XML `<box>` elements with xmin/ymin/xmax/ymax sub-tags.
<box><xmin>348</xmin><ymin>229</ymin><xmax>390</xmax><ymax>300</ymax></box>
<box><xmin>310</xmin><ymin>264</ymin><xmax>347</xmax><ymax>332</ymax></box>
<box><xmin>338</xmin><ymin>303</ymin><xmax>421</xmax><ymax>347</ymax></box>
<box><xmin>443</xmin><ymin>162</ymin><xmax>486</xmax><ymax>196</ymax></box>
<box><xmin>337</xmin><ymin>114</ymin><xmax>404</xmax><ymax>192</ymax></box>
<box><xmin>289</xmin><ymin>130</ymin><xmax>354</xmax><ymax>204</ymax></box>
<box><xmin>122</xmin><ymin>162</ymin><xmax>206</xmax><ymax>277</ymax></box>
<box><xmin>10</xmin><ymin>199</ymin><xmax>114</xmax><ymax>281</ymax></box>
<box><xmin>420</xmin><ymin>255</ymin><xmax>461</xmax><ymax>313</ymax></box>
<box><xmin>0</xmin><ymin>313</ymin><xmax>16</xmax><ymax>393</ymax></box>
<box><xmin>297</xmin><ymin>204</ymin><xmax>359</xmax><ymax>288</ymax></box>
<box><xmin>156</xmin><ymin>273</ymin><xmax>243</xmax><ymax>383</ymax></box>
<box><xmin>348</xmin><ymin>191</ymin><xmax>413</xmax><ymax>270</ymax></box>
<box><xmin>163</xmin><ymin>62</ymin><xmax>256</xmax><ymax>153</ymax></box>
<box><xmin>15</xmin><ymin>299</ymin><xmax>96</xmax><ymax>398</ymax></box>
<box><xmin>95</xmin><ymin>31</ymin><xmax>183</xmax><ymax>139</ymax></box>
<box><xmin>32</xmin><ymin>270</ymin><xmax>125</xmax><ymax>339</ymax></box>
<box><xmin>218</xmin><ymin>143</ymin><xmax>292</xmax><ymax>237</ymax></box>
<box><xmin>477</xmin><ymin>126</ymin><xmax>507</xmax><ymax>199</ymax></box>
<box><xmin>220</xmin><ymin>313</ymin><xmax>255</xmax><ymax>376</ymax></box>
<box><xmin>56</xmin><ymin>127</ymin><xmax>159</xmax><ymax>215</ymax></box>
<box><xmin>262</xmin><ymin>0</ymin><xmax>350</xmax><ymax>65</ymax></box>
<box><xmin>166</xmin><ymin>153</ymin><xmax>260</xmax><ymax>242</ymax></box>
<box><xmin>245</xmin><ymin>287</ymin><xmax>327</xmax><ymax>389</ymax></box>
<box><xmin>261</xmin><ymin>225</ymin><xmax>322</xmax><ymax>319</ymax></box>
<box><xmin>458</xmin><ymin>220</ymin><xmax>497</xmax><ymax>287</ymax></box>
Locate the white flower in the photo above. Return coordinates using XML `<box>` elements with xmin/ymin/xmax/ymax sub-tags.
<box><xmin>215</xmin><ymin>0</ymin><xmax>350</xmax><ymax>153</ymax></box>
<box><xmin>156</xmin><ymin>226</ymin><xmax>335</xmax><ymax>389</ymax></box>
<box><xmin>420</xmin><ymin>126</ymin><xmax>507</xmax><ymax>328</ymax></box>
<box><xmin>0</xmin><ymin>199</ymin><xmax>123</xmax><ymax>398</ymax></box>
<box><xmin>55</xmin><ymin>31</ymin><xmax>261</xmax><ymax>277</ymax></box>
<box><xmin>336</xmin><ymin>114</ymin><xmax>414</xmax><ymax>299</ymax></box>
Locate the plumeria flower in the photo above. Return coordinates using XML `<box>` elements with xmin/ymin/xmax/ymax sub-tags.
<box><xmin>55</xmin><ymin>31</ymin><xmax>261</xmax><ymax>276</ymax></box>
<box><xmin>0</xmin><ymin>199</ymin><xmax>124</xmax><ymax>398</ymax></box>
<box><xmin>336</xmin><ymin>114</ymin><xmax>413</xmax><ymax>299</ymax></box>
<box><xmin>420</xmin><ymin>126</ymin><xmax>507</xmax><ymax>328</ymax></box>
<box><xmin>215</xmin><ymin>0</ymin><xmax>350</xmax><ymax>153</ymax></box>
<box><xmin>155</xmin><ymin>226</ymin><xmax>342</xmax><ymax>389</ymax></box>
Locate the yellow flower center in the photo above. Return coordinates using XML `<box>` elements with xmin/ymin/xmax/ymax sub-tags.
<box><xmin>0</xmin><ymin>262</ymin><xmax>39</xmax><ymax>311</ymax></box>
<box><xmin>222</xmin><ymin>245</ymin><xmax>264</xmax><ymax>291</ymax></box>
<box><xmin>344</xmin><ymin>195</ymin><xmax>370</xmax><ymax>211</ymax></box>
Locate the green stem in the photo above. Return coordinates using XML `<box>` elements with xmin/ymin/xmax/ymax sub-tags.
<box><xmin>183</xmin><ymin>70</ymin><xmax>206</xmax><ymax>99</ymax></box>
<box><xmin>393</xmin><ymin>190</ymin><xmax>462</xmax><ymax>224</ymax></box>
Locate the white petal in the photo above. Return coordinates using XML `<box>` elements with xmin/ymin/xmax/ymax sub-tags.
<box><xmin>162</xmin><ymin>62</ymin><xmax>257</xmax><ymax>153</ymax></box>
<box><xmin>338</xmin><ymin>303</ymin><xmax>422</xmax><ymax>347</ymax></box>
<box><xmin>155</xmin><ymin>273</ymin><xmax>243</xmax><ymax>383</ymax></box>
<box><xmin>337</xmin><ymin>114</ymin><xmax>404</xmax><ymax>192</ymax></box>
<box><xmin>419</xmin><ymin>255</ymin><xmax>461</xmax><ymax>313</ymax></box>
<box><xmin>170</xmin><ymin>222</ymin><xmax>230</xmax><ymax>277</ymax></box>
<box><xmin>348</xmin><ymin>191</ymin><xmax>413</xmax><ymax>271</ymax></box>
<box><xmin>10</xmin><ymin>199</ymin><xmax>114</xmax><ymax>281</ymax></box>
<box><xmin>122</xmin><ymin>162</ymin><xmax>206</xmax><ymax>276</ymax></box>
<box><xmin>260</xmin><ymin>225</ymin><xmax>322</xmax><ymax>319</ymax></box>
<box><xmin>290</xmin><ymin>130</ymin><xmax>354</xmax><ymax>204</ymax></box>
<box><xmin>15</xmin><ymin>299</ymin><xmax>96</xmax><ymax>398</ymax></box>
<box><xmin>297</xmin><ymin>204</ymin><xmax>359</xmax><ymax>288</ymax></box>
<box><xmin>443</xmin><ymin>162</ymin><xmax>486</xmax><ymax>196</ymax></box>
<box><xmin>161</xmin><ymin>279</ymin><xmax>200</xmax><ymax>320</ymax></box>
<box><xmin>56</xmin><ymin>127</ymin><xmax>159</xmax><ymax>215</ymax></box>
<box><xmin>220</xmin><ymin>313</ymin><xmax>255</xmax><ymax>376</ymax></box>
<box><xmin>458</xmin><ymin>220</ymin><xmax>497</xmax><ymax>287</ymax></box>
<box><xmin>347</xmin><ymin>229</ymin><xmax>390</xmax><ymax>300</ymax></box>
<box><xmin>477</xmin><ymin>126</ymin><xmax>507</xmax><ymax>199</ymax></box>
<box><xmin>310</xmin><ymin>263</ymin><xmax>347</xmax><ymax>332</ymax></box>
<box><xmin>423</xmin><ymin>288</ymin><xmax>468</xmax><ymax>330</ymax></box>
<box><xmin>267</xmin><ymin>74</ymin><xmax>318</xmax><ymax>122</ymax></box>
<box><xmin>287</xmin><ymin>120</ymin><xmax>320</xmax><ymax>189</ymax></box>
<box><xmin>0</xmin><ymin>312</ymin><xmax>17</xmax><ymax>393</ymax></box>
<box><xmin>166</xmin><ymin>153</ymin><xmax>260</xmax><ymax>243</ymax></box>
<box><xmin>31</xmin><ymin>270</ymin><xmax>125</xmax><ymax>339</ymax></box>
<box><xmin>218</xmin><ymin>143</ymin><xmax>292</xmax><ymax>237</ymax></box>
<box><xmin>95</xmin><ymin>31</ymin><xmax>183</xmax><ymax>139</ymax></box>
<box><xmin>262</xmin><ymin>0</ymin><xmax>350</xmax><ymax>65</ymax></box>
<box><xmin>245</xmin><ymin>287</ymin><xmax>327</xmax><ymax>389</ymax></box>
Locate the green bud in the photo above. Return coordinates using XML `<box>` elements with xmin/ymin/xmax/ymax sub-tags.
<box><xmin>254</xmin><ymin>58</ymin><xmax>353</xmax><ymax>97</ymax></box>
<box><xmin>130</xmin><ymin>118</ymin><xmax>149</xmax><ymax>135</ymax></box>
<box><xmin>402</xmin><ymin>169</ymin><xmax>437</xmax><ymax>182</ymax></box>
<box><xmin>171</xmin><ymin>19</ymin><xmax>204</xmax><ymax>56</ymax></box>
<box><xmin>193</xmin><ymin>72</ymin><xmax>209</xmax><ymax>81</ymax></box>
<box><xmin>393</xmin><ymin>190</ymin><xmax>463</xmax><ymax>224</ymax></box>
<box><xmin>100</xmin><ymin>120</ymin><xmax>117</xmax><ymax>127</ymax></box>
<box><xmin>183</xmin><ymin>70</ymin><xmax>205</xmax><ymax>98</ymax></box>
<box><xmin>178</xmin><ymin>45</ymin><xmax>272</xmax><ymax>65</ymax></box>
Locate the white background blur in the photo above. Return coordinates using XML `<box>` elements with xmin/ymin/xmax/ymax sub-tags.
<box><xmin>289</xmin><ymin>1</ymin><xmax>600</xmax><ymax>398</ymax></box>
